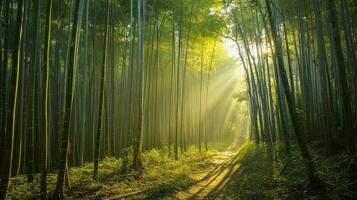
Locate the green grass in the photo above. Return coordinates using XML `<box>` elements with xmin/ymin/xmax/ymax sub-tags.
<box><xmin>6</xmin><ymin>146</ymin><xmax>218</xmax><ymax>199</ymax></box>
<box><xmin>9</xmin><ymin>141</ymin><xmax>350</xmax><ymax>199</ymax></box>
<box><xmin>218</xmin><ymin>143</ymin><xmax>281</xmax><ymax>199</ymax></box>
<box><xmin>207</xmin><ymin>139</ymin><xmax>234</xmax><ymax>152</ymax></box>
<box><xmin>220</xmin><ymin>142</ymin><xmax>356</xmax><ymax>199</ymax></box>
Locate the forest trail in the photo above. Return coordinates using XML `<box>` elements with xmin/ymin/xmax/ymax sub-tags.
<box><xmin>174</xmin><ymin>145</ymin><xmax>246</xmax><ymax>200</ymax></box>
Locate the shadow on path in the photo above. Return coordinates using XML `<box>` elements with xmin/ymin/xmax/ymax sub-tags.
<box><xmin>175</xmin><ymin>145</ymin><xmax>249</xmax><ymax>200</ymax></box>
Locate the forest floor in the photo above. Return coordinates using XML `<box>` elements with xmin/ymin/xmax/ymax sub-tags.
<box><xmin>171</xmin><ymin>142</ymin><xmax>356</xmax><ymax>200</ymax></box>
<box><xmin>7</xmin><ymin>141</ymin><xmax>356</xmax><ymax>199</ymax></box>
<box><xmin>174</xmin><ymin>146</ymin><xmax>245</xmax><ymax>200</ymax></box>
<box><xmin>6</xmin><ymin>141</ymin><xmax>236</xmax><ymax>200</ymax></box>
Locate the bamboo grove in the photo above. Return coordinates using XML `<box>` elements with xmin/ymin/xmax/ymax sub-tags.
<box><xmin>0</xmin><ymin>0</ymin><xmax>240</xmax><ymax>198</ymax></box>
<box><xmin>0</xmin><ymin>0</ymin><xmax>356</xmax><ymax>199</ymax></box>
<box><xmin>222</xmin><ymin>0</ymin><xmax>357</xmax><ymax>187</ymax></box>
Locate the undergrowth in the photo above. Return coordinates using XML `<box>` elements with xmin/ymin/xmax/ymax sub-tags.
<box><xmin>6</xmin><ymin>146</ymin><xmax>217</xmax><ymax>199</ymax></box>
<box><xmin>222</xmin><ymin>142</ymin><xmax>356</xmax><ymax>199</ymax></box>
<box><xmin>8</xmin><ymin>142</ymin><xmax>353</xmax><ymax>199</ymax></box>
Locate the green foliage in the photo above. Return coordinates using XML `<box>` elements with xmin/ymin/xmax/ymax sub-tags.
<box><xmin>120</xmin><ymin>146</ymin><xmax>134</xmax><ymax>174</ymax></box>
<box><xmin>219</xmin><ymin>143</ymin><xmax>356</xmax><ymax>200</ymax></box>
<box><xmin>220</xmin><ymin>143</ymin><xmax>280</xmax><ymax>199</ymax></box>
<box><xmin>207</xmin><ymin>140</ymin><xmax>234</xmax><ymax>152</ymax></box>
<box><xmin>6</xmin><ymin>146</ymin><xmax>217</xmax><ymax>199</ymax></box>
<box><xmin>144</xmin><ymin>174</ymin><xmax>191</xmax><ymax>199</ymax></box>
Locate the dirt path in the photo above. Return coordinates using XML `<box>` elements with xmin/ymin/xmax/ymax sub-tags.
<box><xmin>174</xmin><ymin>145</ymin><xmax>245</xmax><ymax>200</ymax></box>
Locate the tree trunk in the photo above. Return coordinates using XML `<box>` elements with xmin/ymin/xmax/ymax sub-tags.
<box><xmin>0</xmin><ymin>0</ymin><xmax>25</xmax><ymax>198</ymax></box>
<box><xmin>264</xmin><ymin>0</ymin><xmax>318</xmax><ymax>182</ymax></box>
<box><xmin>132</xmin><ymin>0</ymin><xmax>144</xmax><ymax>170</ymax></box>
<box><xmin>326</xmin><ymin>0</ymin><xmax>354</xmax><ymax>155</ymax></box>
<box><xmin>93</xmin><ymin>0</ymin><xmax>110</xmax><ymax>180</ymax></box>
<box><xmin>54</xmin><ymin>0</ymin><xmax>84</xmax><ymax>198</ymax></box>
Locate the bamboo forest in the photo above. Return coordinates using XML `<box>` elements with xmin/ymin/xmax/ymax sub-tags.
<box><xmin>0</xmin><ymin>0</ymin><xmax>357</xmax><ymax>199</ymax></box>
